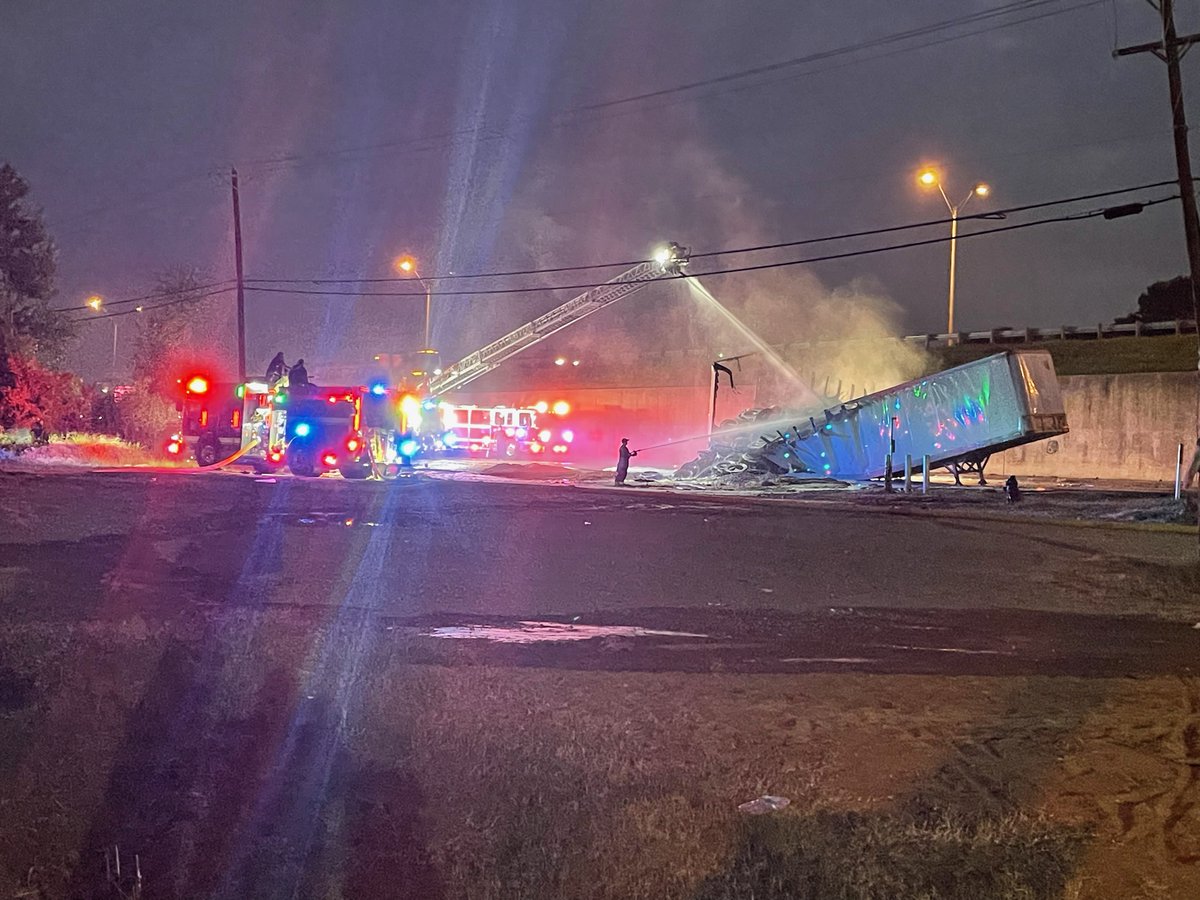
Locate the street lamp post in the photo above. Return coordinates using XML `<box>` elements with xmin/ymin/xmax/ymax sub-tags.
<box><xmin>393</xmin><ymin>254</ymin><xmax>439</xmax><ymax>377</ymax></box>
<box><xmin>86</xmin><ymin>295</ymin><xmax>119</xmax><ymax>378</ymax></box>
<box><xmin>918</xmin><ymin>169</ymin><xmax>990</xmax><ymax>338</ymax></box>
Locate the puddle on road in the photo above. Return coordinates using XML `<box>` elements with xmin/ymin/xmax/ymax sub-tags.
<box><xmin>875</xmin><ymin>644</ymin><xmax>1011</xmax><ymax>656</ymax></box>
<box><xmin>425</xmin><ymin>621</ymin><xmax>709</xmax><ymax>644</ymax></box>
<box><xmin>263</xmin><ymin>511</ymin><xmax>384</xmax><ymax>527</ymax></box>
<box><xmin>780</xmin><ymin>657</ymin><xmax>875</xmax><ymax>664</ymax></box>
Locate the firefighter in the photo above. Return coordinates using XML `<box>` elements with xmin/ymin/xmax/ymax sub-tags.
<box><xmin>290</xmin><ymin>358</ymin><xmax>309</xmax><ymax>387</ymax></box>
<box><xmin>615</xmin><ymin>438</ymin><xmax>637</xmax><ymax>485</ymax></box>
<box><xmin>266</xmin><ymin>351</ymin><xmax>286</xmax><ymax>384</ymax></box>
<box><xmin>1004</xmin><ymin>474</ymin><xmax>1021</xmax><ymax>503</ymax></box>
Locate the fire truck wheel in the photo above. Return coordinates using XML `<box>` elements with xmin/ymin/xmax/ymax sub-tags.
<box><xmin>340</xmin><ymin>459</ymin><xmax>370</xmax><ymax>480</ymax></box>
<box><xmin>195</xmin><ymin>438</ymin><xmax>220</xmax><ymax>467</ymax></box>
<box><xmin>289</xmin><ymin>450</ymin><xmax>317</xmax><ymax>478</ymax></box>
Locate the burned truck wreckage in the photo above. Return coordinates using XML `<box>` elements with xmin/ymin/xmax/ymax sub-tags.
<box><xmin>676</xmin><ymin>350</ymin><xmax>1069</xmax><ymax>483</ymax></box>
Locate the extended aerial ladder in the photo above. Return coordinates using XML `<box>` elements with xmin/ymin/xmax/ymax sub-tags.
<box><xmin>425</xmin><ymin>243</ymin><xmax>688</xmax><ymax>395</ymax></box>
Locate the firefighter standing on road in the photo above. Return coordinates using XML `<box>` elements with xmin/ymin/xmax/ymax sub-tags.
<box><xmin>615</xmin><ymin>438</ymin><xmax>637</xmax><ymax>485</ymax></box>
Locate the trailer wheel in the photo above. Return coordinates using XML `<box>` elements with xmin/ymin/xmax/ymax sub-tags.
<box><xmin>195</xmin><ymin>436</ymin><xmax>220</xmax><ymax>467</ymax></box>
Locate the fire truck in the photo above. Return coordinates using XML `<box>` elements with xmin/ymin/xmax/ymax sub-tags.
<box><xmin>429</xmin><ymin>402</ymin><xmax>575</xmax><ymax>457</ymax></box>
<box><xmin>170</xmin><ymin>374</ymin><xmax>282</xmax><ymax>470</ymax></box>
<box><xmin>406</xmin><ymin>243</ymin><xmax>687</xmax><ymax>453</ymax></box>
<box><xmin>280</xmin><ymin>384</ymin><xmax>373</xmax><ymax>478</ymax></box>
<box><xmin>171</xmin><ymin>371</ymin><xmax>420</xmax><ymax>478</ymax></box>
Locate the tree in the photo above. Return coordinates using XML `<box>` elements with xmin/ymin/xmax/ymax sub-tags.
<box><xmin>115</xmin><ymin>383</ymin><xmax>178</xmax><ymax>448</ymax></box>
<box><xmin>132</xmin><ymin>265</ymin><xmax>209</xmax><ymax>392</ymax></box>
<box><xmin>0</xmin><ymin>352</ymin><xmax>89</xmax><ymax>434</ymax></box>
<box><xmin>0</xmin><ymin>163</ymin><xmax>73</xmax><ymax>363</ymax></box>
<box><xmin>1116</xmin><ymin>275</ymin><xmax>1197</xmax><ymax>323</ymax></box>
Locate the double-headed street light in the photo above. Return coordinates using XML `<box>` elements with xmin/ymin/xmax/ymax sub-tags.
<box><xmin>393</xmin><ymin>253</ymin><xmax>438</xmax><ymax>377</ymax></box>
<box><xmin>917</xmin><ymin>168</ymin><xmax>990</xmax><ymax>337</ymax></box>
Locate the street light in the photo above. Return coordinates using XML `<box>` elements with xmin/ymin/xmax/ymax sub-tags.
<box><xmin>393</xmin><ymin>253</ymin><xmax>438</xmax><ymax>377</ymax></box>
<box><xmin>917</xmin><ymin>168</ymin><xmax>990</xmax><ymax>337</ymax></box>
<box><xmin>86</xmin><ymin>295</ymin><xmax>120</xmax><ymax>378</ymax></box>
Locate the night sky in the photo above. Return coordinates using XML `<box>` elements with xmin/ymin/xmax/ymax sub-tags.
<box><xmin>3</xmin><ymin>0</ymin><xmax>1196</xmax><ymax>381</ymax></box>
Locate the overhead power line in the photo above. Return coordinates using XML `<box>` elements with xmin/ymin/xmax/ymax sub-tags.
<box><xmin>238</xmin><ymin>0</ymin><xmax>1104</xmax><ymax>174</ymax></box>
<box><xmin>72</xmin><ymin>196</ymin><xmax>1171</xmax><ymax>322</ymax></box>
<box><xmin>53</xmin><ymin>279</ymin><xmax>237</xmax><ymax>313</ymax></box>
<box><xmin>578</xmin><ymin>0</ymin><xmax>1088</xmax><ymax>114</ymax></box>
<box><xmin>237</xmin><ymin>194</ymin><xmax>1178</xmax><ymax>300</ymax></box>
<box><xmin>69</xmin><ymin>178</ymin><xmax>1182</xmax><ymax>321</ymax></box>
<box><xmin>67</xmin><ymin>289</ymin><xmax>236</xmax><ymax>324</ymax></box>
<box><xmin>245</xmin><ymin>178</ymin><xmax>1183</xmax><ymax>286</ymax></box>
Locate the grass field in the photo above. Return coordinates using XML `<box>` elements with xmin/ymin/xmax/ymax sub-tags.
<box><xmin>928</xmin><ymin>334</ymin><xmax>1198</xmax><ymax>376</ymax></box>
<box><xmin>2</xmin><ymin>614</ymin><xmax>1197</xmax><ymax>899</ymax></box>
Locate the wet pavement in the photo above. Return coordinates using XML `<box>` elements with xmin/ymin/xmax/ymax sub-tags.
<box><xmin>0</xmin><ymin>467</ymin><xmax>1197</xmax><ymax>675</ymax></box>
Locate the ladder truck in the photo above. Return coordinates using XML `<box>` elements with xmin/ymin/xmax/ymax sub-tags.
<box><xmin>407</xmin><ymin>243</ymin><xmax>688</xmax><ymax>455</ymax></box>
<box><xmin>425</xmin><ymin>242</ymin><xmax>688</xmax><ymax>396</ymax></box>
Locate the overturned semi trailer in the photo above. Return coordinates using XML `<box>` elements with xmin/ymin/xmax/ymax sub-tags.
<box><xmin>756</xmin><ymin>350</ymin><xmax>1068</xmax><ymax>481</ymax></box>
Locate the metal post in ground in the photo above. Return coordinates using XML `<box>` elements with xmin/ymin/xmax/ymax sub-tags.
<box><xmin>1176</xmin><ymin>442</ymin><xmax>1184</xmax><ymax>500</ymax></box>
<box><xmin>904</xmin><ymin>454</ymin><xmax>913</xmax><ymax>492</ymax></box>
<box><xmin>922</xmin><ymin>454</ymin><xmax>931</xmax><ymax>494</ymax></box>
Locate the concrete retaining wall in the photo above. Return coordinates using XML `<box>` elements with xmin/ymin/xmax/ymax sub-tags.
<box><xmin>463</xmin><ymin>372</ymin><xmax>1199</xmax><ymax>481</ymax></box>
<box><xmin>994</xmin><ymin>371</ymin><xmax>1199</xmax><ymax>483</ymax></box>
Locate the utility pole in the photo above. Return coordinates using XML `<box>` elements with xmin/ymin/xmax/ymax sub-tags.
<box><xmin>1116</xmin><ymin>0</ymin><xmax>1200</xmax><ymax>546</ymax></box>
<box><xmin>1116</xmin><ymin>0</ymin><xmax>1200</xmax><ymax>378</ymax></box>
<box><xmin>230</xmin><ymin>167</ymin><xmax>247</xmax><ymax>382</ymax></box>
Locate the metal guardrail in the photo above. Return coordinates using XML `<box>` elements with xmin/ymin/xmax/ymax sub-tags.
<box><xmin>904</xmin><ymin>318</ymin><xmax>1197</xmax><ymax>348</ymax></box>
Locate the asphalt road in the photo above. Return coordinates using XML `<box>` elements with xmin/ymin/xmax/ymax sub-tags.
<box><xmin>1</xmin><ymin>468</ymin><xmax>1197</xmax><ymax>677</ymax></box>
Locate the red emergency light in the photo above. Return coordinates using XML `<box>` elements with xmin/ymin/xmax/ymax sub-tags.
<box><xmin>186</xmin><ymin>375</ymin><xmax>209</xmax><ymax>394</ymax></box>
<box><xmin>165</xmin><ymin>439</ymin><xmax>182</xmax><ymax>455</ymax></box>
<box><xmin>322</xmin><ymin>453</ymin><xmax>338</xmax><ymax>467</ymax></box>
